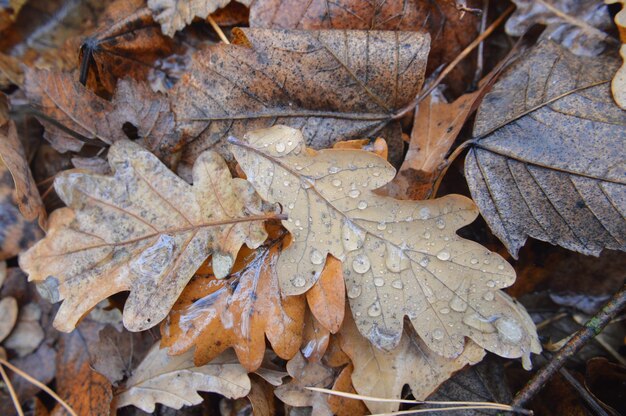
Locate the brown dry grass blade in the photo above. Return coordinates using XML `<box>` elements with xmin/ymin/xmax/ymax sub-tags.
<box><xmin>467</xmin><ymin>40</ymin><xmax>626</xmax><ymax>258</ymax></box>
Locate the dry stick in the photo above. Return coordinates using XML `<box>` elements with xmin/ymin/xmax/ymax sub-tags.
<box><xmin>0</xmin><ymin>362</ymin><xmax>24</xmax><ymax>416</ymax></box>
<box><xmin>207</xmin><ymin>15</ymin><xmax>230</xmax><ymax>44</ymax></box>
<box><xmin>0</xmin><ymin>358</ymin><xmax>78</xmax><ymax>416</ymax></box>
<box><xmin>392</xmin><ymin>4</ymin><xmax>514</xmax><ymax>121</ymax></box>
<box><xmin>511</xmin><ymin>283</ymin><xmax>626</xmax><ymax>407</ymax></box>
<box><xmin>472</xmin><ymin>0</ymin><xmax>489</xmax><ymax>87</ymax></box>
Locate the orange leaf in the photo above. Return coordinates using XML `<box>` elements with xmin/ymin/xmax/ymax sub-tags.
<box><xmin>306</xmin><ymin>255</ymin><xmax>345</xmax><ymax>334</ymax></box>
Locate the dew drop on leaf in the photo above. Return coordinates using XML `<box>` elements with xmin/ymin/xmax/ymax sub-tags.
<box><xmin>310</xmin><ymin>249</ymin><xmax>324</xmax><ymax>265</ymax></box>
<box><xmin>352</xmin><ymin>254</ymin><xmax>371</xmax><ymax>274</ymax></box>
<box><xmin>495</xmin><ymin>317</ymin><xmax>523</xmax><ymax>344</ymax></box>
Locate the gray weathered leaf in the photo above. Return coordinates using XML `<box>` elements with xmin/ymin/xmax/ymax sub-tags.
<box><xmin>466</xmin><ymin>40</ymin><xmax>626</xmax><ymax>257</ymax></box>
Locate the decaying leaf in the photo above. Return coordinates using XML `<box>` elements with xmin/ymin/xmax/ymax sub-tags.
<box><xmin>506</xmin><ymin>0</ymin><xmax>614</xmax><ymax>56</ymax></box>
<box><xmin>607</xmin><ymin>0</ymin><xmax>626</xmax><ymax>109</ymax></box>
<box><xmin>162</xmin><ymin>239</ymin><xmax>306</xmax><ymax>371</ymax></box>
<box><xmin>231</xmin><ymin>125</ymin><xmax>541</xmax><ymax>365</ymax></box>
<box><xmin>80</xmin><ymin>0</ymin><xmax>177</xmax><ymax>93</ymax></box>
<box><xmin>274</xmin><ymin>350</ymin><xmax>335</xmax><ymax>413</ymax></box>
<box><xmin>0</xmin><ymin>0</ymin><xmax>26</xmax><ymax>32</ymax></box>
<box><xmin>326</xmin><ymin>364</ymin><xmax>368</xmax><ymax>416</ymax></box>
<box><xmin>467</xmin><ymin>40</ymin><xmax>626</xmax><ymax>258</ymax></box>
<box><xmin>0</xmin><ymin>296</ymin><xmax>18</xmax><ymax>343</ymax></box>
<box><xmin>53</xmin><ymin>320</ymin><xmax>113</xmax><ymax>416</ymax></box>
<box><xmin>338</xmin><ymin>312</ymin><xmax>485</xmax><ymax>414</ymax></box>
<box><xmin>0</xmin><ymin>155</ymin><xmax>43</xmax><ymax>260</ymax></box>
<box><xmin>306</xmin><ymin>255</ymin><xmax>345</xmax><ymax>334</ymax></box>
<box><xmin>22</xmin><ymin>68</ymin><xmax>180</xmax><ymax>157</ymax></box>
<box><xmin>115</xmin><ymin>344</ymin><xmax>251</xmax><ymax>413</ymax></box>
<box><xmin>301</xmin><ymin>306</ymin><xmax>330</xmax><ymax>362</ymax></box>
<box><xmin>0</xmin><ymin>121</ymin><xmax>46</xmax><ymax>226</ymax></box>
<box><xmin>19</xmin><ymin>139</ymin><xmax>269</xmax><ymax>332</ymax></box>
<box><xmin>172</xmin><ymin>27</ymin><xmax>429</xmax><ymax>167</ymax></box>
<box><xmin>249</xmin><ymin>0</ymin><xmax>480</xmax><ymax>94</ymax></box>
<box><xmin>148</xmin><ymin>0</ymin><xmax>252</xmax><ymax>37</ymax></box>
<box><xmin>3</xmin><ymin>302</ymin><xmax>44</xmax><ymax>357</ymax></box>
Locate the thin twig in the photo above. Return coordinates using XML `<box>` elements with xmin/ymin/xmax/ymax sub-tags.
<box><xmin>207</xmin><ymin>15</ymin><xmax>230</xmax><ymax>44</ymax></box>
<box><xmin>0</xmin><ymin>362</ymin><xmax>24</xmax><ymax>416</ymax></box>
<box><xmin>393</xmin><ymin>4</ymin><xmax>514</xmax><ymax>120</ymax></box>
<box><xmin>511</xmin><ymin>284</ymin><xmax>626</xmax><ymax>407</ymax></box>
<box><xmin>0</xmin><ymin>358</ymin><xmax>78</xmax><ymax>416</ymax></box>
<box><xmin>472</xmin><ymin>0</ymin><xmax>489</xmax><ymax>88</ymax></box>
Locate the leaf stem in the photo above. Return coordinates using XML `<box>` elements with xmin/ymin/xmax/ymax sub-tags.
<box><xmin>207</xmin><ymin>15</ymin><xmax>230</xmax><ymax>44</ymax></box>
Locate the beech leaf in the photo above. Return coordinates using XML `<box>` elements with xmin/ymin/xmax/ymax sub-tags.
<box><xmin>115</xmin><ymin>344</ymin><xmax>251</xmax><ymax>413</ymax></box>
<box><xmin>172</xmin><ymin>27</ymin><xmax>429</xmax><ymax>167</ymax></box>
<box><xmin>230</xmin><ymin>125</ymin><xmax>541</xmax><ymax>366</ymax></box>
<box><xmin>19</xmin><ymin>139</ymin><xmax>270</xmax><ymax>332</ymax></box>
<box><xmin>162</xmin><ymin>239</ymin><xmax>306</xmax><ymax>371</ymax></box>
<box><xmin>467</xmin><ymin>40</ymin><xmax>626</xmax><ymax>257</ymax></box>
<box><xmin>338</xmin><ymin>312</ymin><xmax>485</xmax><ymax>414</ymax></box>
<box><xmin>148</xmin><ymin>0</ymin><xmax>252</xmax><ymax>37</ymax></box>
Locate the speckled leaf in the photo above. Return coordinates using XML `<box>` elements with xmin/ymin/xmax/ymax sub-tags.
<box><xmin>338</xmin><ymin>312</ymin><xmax>485</xmax><ymax>414</ymax></box>
<box><xmin>148</xmin><ymin>0</ymin><xmax>252</xmax><ymax>36</ymax></box>
<box><xmin>19</xmin><ymin>139</ymin><xmax>269</xmax><ymax>333</ymax></box>
<box><xmin>116</xmin><ymin>344</ymin><xmax>251</xmax><ymax>413</ymax></box>
<box><xmin>172</xmin><ymin>27</ymin><xmax>429</xmax><ymax>168</ymax></box>
<box><xmin>230</xmin><ymin>125</ymin><xmax>541</xmax><ymax>366</ymax></box>
<box><xmin>162</xmin><ymin>239</ymin><xmax>306</xmax><ymax>371</ymax></box>
<box><xmin>467</xmin><ymin>40</ymin><xmax>626</xmax><ymax>258</ymax></box>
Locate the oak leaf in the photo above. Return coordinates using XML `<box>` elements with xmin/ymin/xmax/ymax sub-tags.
<box><xmin>148</xmin><ymin>0</ymin><xmax>252</xmax><ymax>36</ymax></box>
<box><xmin>249</xmin><ymin>0</ymin><xmax>480</xmax><ymax>95</ymax></box>
<box><xmin>338</xmin><ymin>312</ymin><xmax>485</xmax><ymax>414</ymax></box>
<box><xmin>0</xmin><ymin>296</ymin><xmax>17</xmax><ymax>343</ymax></box>
<box><xmin>305</xmin><ymin>255</ymin><xmax>345</xmax><ymax>334</ymax></box>
<box><xmin>466</xmin><ymin>40</ymin><xmax>626</xmax><ymax>257</ymax></box>
<box><xmin>607</xmin><ymin>0</ymin><xmax>626</xmax><ymax>109</ymax></box>
<box><xmin>230</xmin><ymin>125</ymin><xmax>541</xmax><ymax>364</ymax></box>
<box><xmin>115</xmin><ymin>344</ymin><xmax>251</xmax><ymax>413</ymax></box>
<box><xmin>172</xmin><ymin>27</ymin><xmax>429</xmax><ymax>168</ymax></box>
<box><xmin>506</xmin><ymin>0</ymin><xmax>613</xmax><ymax>56</ymax></box>
<box><xmin>19</xmin><ymin>139</ymin><xmax>269</xmax><ymax>333</ymax></box>
<box><xmin>326</xmin><ymin>364</ymin><xmax>368</xmax><ymax>416</ymax></box>
<box><xmin>162</xmin><ymin>239</ymin><xmax>306</xmax><ymax>371</ymax></box>
<box><xmin>22</xmin><ymin>68</ymin><xmax>180</xmax><ymax>157</ymax></box>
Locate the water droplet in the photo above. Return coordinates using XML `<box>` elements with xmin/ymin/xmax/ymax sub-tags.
<box><xmin>287</xmin><ymin>202</ymin><xmax>295</xmax><ymax>209</ymax></box>
<box><xmin>131</xmin><ymin>235</ymin><xmax>176</xmax><ymax>281</ymax></box>
<box><xmin>292</xmin><ymin>276</ymin><xmax>306</xmax><ymax>288</ymax></box>
<box><xmin>497</xmin><ymin>264</ymin><xmax>505</xmax><ymax>270</ymax></box>
<box><xmin>470</xmin><ymin>258</ymin><xmax>479</xmax><ymax>265</ymax></box>
<box><xmin>449</xmin><ymin>296</ymin><xmax>467</xmax><ymax>312</ymax></box>
<box><xmin>419</xmin><ymin>257</ymin><xmax>430</xmax><ymax>267</ymax></box>
<box><xmin>295</xmin><ymin>165</ymin><xmax>303</xmax><ymax>171</ymax></box>
<box><xmin>439</xmin><ymin>307</ymin><xmax>450</xmax><ymax>315</ymax></box>
<box><xmin>391</xmin><ymin>280</ymin><xmax>403</xmax><ymax>289</ymax></box>
<box><xmin>348</xmin><ymin>189</ymin><xmax>361</xmax><ymax>198</ymax></box>
<box><xmin>483</xmin><ymin>259</ymin><xmax>490</xmax><ymax>265</ymax></box>
<box><xmin>420</xmin><ymin>207</ymin><xmax>430</xmax><ymax>219</ymax></box>
<box><xmin>374</xmin><ymin>277</ymin><xmax>385</xmax><ymax>287</ymax></box>
<box><xmin>373</xmin><ymin>171</ymin><xmax>381</xmax><ymax>177</ymax></box>
<box><xmin>357</xmin><ymin>201</ymin><xmax>368</xmax><ymax>210</ymax></box>
<box><xmin>377</xmin><ymin>222</ymin><xmax>387</xmax><ymax>231</ymax></box>
<box><xmin>435</xmin><ymin>218</ymin><xmax>446</xmax><ymax>229</ymax></box>
<box><xmin>385</xmin><ymin>242</ymin><xmax>410</xmax><ymax>272</ymax></box>
<box><xmin>487</xmin><ymin>280</ymin><xmax>496</xmax><ymax>288</ymax></box>
<box><xmin>283</xmin><ymin>180</ymin><xmax>291</xmax><ymax>186</ymax></box>
<box><xmin>342</xmin><ymin>221</ymin><xmax>365</xmax><ymax>252</ymax></box>
<box><xmin>432</xmin><ymin>328</ymin><xmax>444</xmax><ymax>340</ymax></box>
<box><xmin>436</xmin><ymin>250</ymin><xmax>451</xmax><ymax>261</ymax></box>
<box><xmin>301</xmin><ymin>181</ymin><xmax>312</xmax><ymax>189</ymax></box>
<box><xmin>352</xmin><ymin>254</ymin><xmax>371</xmax><ymax>274</ymax></box>
<box><xmin>328</xmin><ymin>166</ymin><xmax>340</xmax><ymax>174</ymax></box>
<box><xmin>463</xmin><ymin>314</ymin><xmax>496</xmax><ymax>333</ymax></box>
<box><xmin>294</xmin><ymin>219</ymin><xmax>301</xmax><ymax>227</ymax></box>
<box><xmin>367</xmin><ymin>301</ymin><xmax>382</xmax><ymax>317</ymax></box>
<box><xmin>332</xmin><ymin>179</ymin><xmax>342</xmax><ymax>187</ymax></box>
<box><xmin>275</xmin><ymin>143</ymin><xmax>286</xmax><ymax>153</ymax></box>
<box><xmin>423</xmin><ymin>231</ymin><xmax>431</xmax><ymax>239</ymax></box>
<box><xmin>310</xmin><ymin>250</ymin><xmax>324</xmax><ymax>265</ymax></box>
<box><xmin>495</xmin><ymin>317</ymin><xmax>523</xmax><ymax>343</ymax></box>
<box><xmin>483</xmin><ymin>292</ymin><xmax>495</xmax><ymax>301</ymax></box>
<box><xmin>347</xmin><ymin>285</ymin><xmax>362</xmax><ymax>299</ymax></box>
